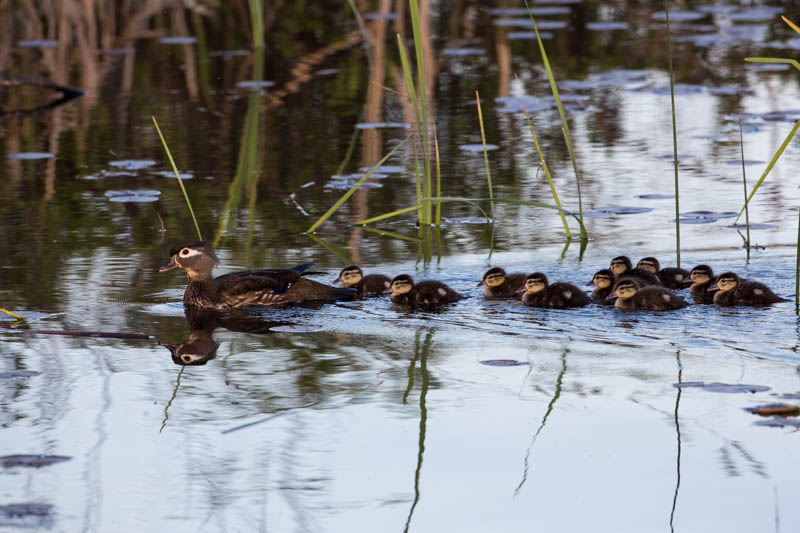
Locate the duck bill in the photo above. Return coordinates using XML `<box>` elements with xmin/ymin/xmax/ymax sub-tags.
<box><xmin>707</xmin><ymin>284</ymin><xmax>720</xmax><ymax>292</ymax></box>
<box><xmin>477</xmin><ymin>280</ymin><xmax>485</xmax><ymax>287</ymax></box>
<box><xmin>331</xmin><ymin>277</ymin><xmax>343</xmax><ymax>285</ymax></box>
<box><xmin>382</xmin><ymin>288</ymin><xmax>393</xmax><ymax>295</ymax></box>
<box><xmin>159</xmin><ymin>257</ymin><xmax>178</xmax><ymax>273</ymax></box>
<box><xmin>681</xmin><ymin>279</ymin><xmax>694</xmax><ymax>288</ymax></box>
<box><xmin>515</xmin><ymin>286</ymin><xmax>526</xmax><ymax>295</ymax></box>
<box><xmin>606</xmin><ymin>294</ymin><xmax>619</xmax><ymax>301</ymax></box>
<box><xmin>585</xmin><ymin>281</ymin><xmax>594</xmax><ymax>286</ymax></box>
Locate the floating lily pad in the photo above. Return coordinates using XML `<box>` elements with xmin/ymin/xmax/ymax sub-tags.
<box><xmin>324</xmin><ymin>181</ymin><xmax>382</xmax><ymax>190</ymax></box>
<box><xmin>154</xmin><ymin>170</ymin><xmax>194</xmax><ymax>179</ymax></box>
<box><xmin>753</xmin><ymin>417</ymin><xmax>800</xmax><ymax>428</ymax></box>
<box><xmin>236</xmin><ymin>80</ymin><xmax>275</xmax><ymax>90</ymax></box>
<box><xmin>677</xmin><ymin>211</ymin><xmax>738</xmax><ymax>224</ymax></box>
<box><xmin>358</xmin><ymin>165</ymin><xmax>404</xmax><ymax>174</ymax></box>
<box><xmin>495</xmin><ymin>95</ymin><xmax>552</xmax><ymax>113</ymax></box>
<box><xmin>0</xmin><ymin>371</ymin><xmax>40</xmax><ymax>379</ymax></box>
<box><xmin>655</xmin><ymin>153</ymin><xmax>697</xmax><ymax>162</ymax></box>
<box><xmin>355</xmin><ymin>122</ymin><xmax>411</xmax><ymax>130</ymax></box>
<box><xmin>726</xmin><ymin>223</ymin><xmax>778</xmax><ymax>230</ymax></box>
<box><xmin>586</xmin><ymin>21</ymin><xmax>628</xmax><ymax>31</ymax></box>
<box><xmin>0</xmin><ymin>503</ymin><xmax>53</xmax><ymax>525</ymax></box>
<box><xmin>650</xmin><ymin>84</ymin><xmax>706</xmax><ymax>96</ymax></box>
<box><xmin>1</xmin><ymin>455</ymin><xmax>71</xmax><ymax>468</ymax></box>
<box><xmin>331</xmin><ymin>172</ymin><xmax>389</xmax><ymax>181</ymax></box>
<box><xmin>315</xmin><ymin>68</ymin><xmax>339</xmax><ymax>76</ymax></box>
<box><xmin>725</xmin><ymin>159</ymin><xmax>764</xmax><ymax>166</ymax></box>
<box><xmin>584</xmin><ymin>206</ymin><xmax>653</xmax><ymax>218</ymax></box>
<box><xmin>459</xmin><ymin>144</ymin><xmax>499</xmax><ymax>152</ymax></box>
<box><xmin>442</xmin><ymin>48</ymin><xmax>485</xmax><ymax>56</ymax></box>
<box><xmin>727</xmin><ymin>7</ymin><xmax>782</xmax><ymax>22</ymax></box>
<box><xmin>745</xmin><ymin>403</ymin><xmax>800</xmax><ymax>417</ymax></box>
<box><xmin>109</xmin><ymin>159</ymin><xmax>156</xmax><ymax>170</ymax></box>
<box><xmin>493</xmin><ymin>18</ymin><xmax>568</xmax><ymax>30</ymax></box>
<box><xmin>363</xmin><ymin>12</ymin><xmax>399</xmax><ymax>20</ymax></box>
<box><xmin>650</xmin><ymin>10</ymin><xmax>705</xmax><ymax>22</ymax></box>
<box><xmin>745</xmin><ymin>63</ymin><xmax>791</xmax><ymax>72</ymax></box>
<box><xmin>105</xmin><ymin>189</ymin><xmax>162</xmax><ymax>203</ymax></box>
<box><xmin>673</xmin><ymin>381</ymin><xmax>770</xmax><ymax>393</ymax></box>
<box><xmin>18</xmin><ymin>40</ymin><xmax>58</xmax><ymax>48</ymax></box>
<box><xmin>637</xmin><ymin>193</ymin><xmax>675</xmax><ymax>200</ymax></box>
<box><xmin>692</xmin><ymin>134</ymin><xmax>731</xmax><ymax>141</ymax></box>
<box><xmin>559</xmin><ymin>80</ymin><xmax>601</xmax><ymax>90</ymax></box>
<box><xmin>488</xmin><ymin>7</ymin><xmax>570</xmax><ymax>16</ymax></box>
<box><xmin>480</xmin><ymin>359</ymin><xmax>530</xmax><ymax>367</ymax></box>
<box><xmin>441</xmin><ymin>216</ymin><xmax>493</xmax><ymax>225</ymax></box>
<box><xmin>507</xmin><ymin>31</ymin><xmax>554</xmax><ymax>40</ymax></box>
<box><xmin>6</xmin><ymin>152</ymin><xmax>54</xmax><ymax>160</ymax></box>
<box><xmin>159</xmin><ymin>36</ymin><xmax>197</xmax><ymax>45</ymax></box>
<box><xmin>780</xmin><ymin>392</ymin><xmax>800</xmax><ymax>400</ymax></box>
<box><xmin>269</xmin><ymin>325</ymin><xmax>323</xmax><ymax>333</ymax></box>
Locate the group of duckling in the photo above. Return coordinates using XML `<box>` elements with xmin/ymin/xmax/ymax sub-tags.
<box><xmin>159</xmin><ymin>241</ymin><xmax>786</xmax><ymax>312</ymax></box>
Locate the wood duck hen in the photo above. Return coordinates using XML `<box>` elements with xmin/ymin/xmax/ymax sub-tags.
<box><xmin>478</xmin><ymin>267</ymin><xmax>526</xmax><ymax>298</ymax></box>
<box><xmin>159</xmin><ymin>240</ymin><xmax>354</xmax><ymax>309</ymax></box>
<box><xmin>333</xmin><ymin>265</ymin><xmax>391</xmax><ymax>296</ymax></box>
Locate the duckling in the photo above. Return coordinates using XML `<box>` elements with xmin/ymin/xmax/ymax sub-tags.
<box><xmin>710</xmin><ymin>272</ymin><xmax>786</xmax><ymax>307</ymax></box>
<box><xmin>610</xmin><ymin>278</ymin><xmax>688</xmax><ymax>311</ymax></box>
<box><xmin>686</xmin><ymin>264</ymin><xmax>715</xmax><ymax>304</ymax></box>
<box><xmin>333</xmin><ymin>265</ymin><xmax>391</xmax><ymax>296</ymax></box>
<box><xmin>636</xmin><ymin>256</ymin><xmax>691</xmax><ymax>290</ymax></box>
<box><xmin>586</xmin><ymin>269</ymin><xmax>617</xmax><ymax>303</ymax></box>
<box><xmin>159</xmin><ymin>240</ymin><xmax>355</xmax><ymax>309</ymax></box>
<box><xmin>386</xmin><ymin>274</ymin><xmax>464</xmax><ymax>308</ymax></box>
<box><xmin>609</xmin><ymin>255</ymin><xmax>661</xmax><ymax>286</ymax></box>
<box><xmin>518</xmin><ymin>273</ymin><xmax>590</xmax><ymax>309</ymax></box>
<box><xmin>477</xmin><ymin>267</ymin><xmax>527</xmax><ymax>298</ymax></box>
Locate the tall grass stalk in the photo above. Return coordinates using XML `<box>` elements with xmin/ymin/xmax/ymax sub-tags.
<box><xmin>738</xmin><ymin>116</ymin><xmax>750</xmax><ymax>255</ymax></box>
<box><xmin>475</xmin><ymin>92</ymin><xmax>495</xmax><ymax>221</ymax></box>
<box><xmin>248</xmin><ymin>0</ymin><xmax>264</xmax><ymax>48</ymax></box>
<box><xmin>796</xmin><ymin>214</ymin><xmax>800</xmax><ymax>314</ymax></box>
<box><xmin>665</xmin><ymin>0</ymin><xmax>681</xmax><ymax>268</ymax></box>
<box><xmin>522</xmin><ymin>0</ymin><xmax>585</xmax><ymax>240</ymax></box>
<box><xmin>152</xmin><ymin>116</ymin><xmax>203</xmax><ymax>240</ymax></box>
<box><xmin>0</xmin><ymin>308</ymin><xmax>24</xmax><ymax>319</ymax></box>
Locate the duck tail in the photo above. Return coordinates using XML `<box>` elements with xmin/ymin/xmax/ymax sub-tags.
<box><xmin>331</xmin><ymin>287</ymin><xmax>359</xmax><ymax>301</ymax></box>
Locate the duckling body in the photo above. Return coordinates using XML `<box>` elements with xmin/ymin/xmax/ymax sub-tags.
<box><xmin>612</xmin><ymin>279</ymin><xmax>687</xmax><ymax>311</ymax></box>
<box><xmin>478</xmin><ymin>267</ymin><xmax>527</xmax><ymax>298</ymax></box>
<box><xmin>687</xmin><ymin>264</ymin><xmax>715</xmax><ymax>304</ymax></box>
<box><xmin>160</xmin><ymin>240</ymin><xmax>354</xmax><ymax>309</ymax></box>
<box><xmin>711</xmin><ymin>272</ymin><xmax>786</xmax><ymax>307</ymax></box>
<box><xmin>387</xmin><ymin>274</ymin><xmax>464</xmax><ymax>308</ymax></box>
<box><xmin>333</xmin><ymin>265</ymin><xmax>391</xmax><ymax>296</ymax></box>
<box><xmin>636</xmin><ymin>257</ymin><xmax>690</xmax><ymax>290</ymax></box>
<box><xmin>587</xmin><ymin>269</ymin><xmax>617</xmax><ymax>304</ymax></box>
<box><xmin>610</xmin><ymin>255</ymin><xmax>661</xmax><ymax>286</ymax></box>
<box><xmin>519</xmin><ymin>273</ymin><xmax>589</xmax><ymax>309</ymax></box>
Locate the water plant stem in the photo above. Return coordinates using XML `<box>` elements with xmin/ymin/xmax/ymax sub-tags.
<box><xmin>475</xmin><ymin>92</ymin><xmax>495</xmax><ymax>221</ymax></box>
<box><xmin>248</xmin><ymin>0</ymin><xmax>264</xmax><ymax>48</ymax></box>
<box><xmin>152</xmin><ymin>116</ymin><xmax>203</xmax><ymax>241</ymax></box>
<box><xmin>665</xmin><ymin>0</ymin><xmax>681</xmax><ymax>268</ymax></box>
<box><xmin>738</xmin><ymin>116</ymin><xmax>750</xmax><ymax>254</ymax></box>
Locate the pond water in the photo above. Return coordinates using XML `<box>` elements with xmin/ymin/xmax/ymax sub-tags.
<box><xmin>2</xmin><ymin>1</ymin><xmax>800</xmax><ymax>531</ymax></box>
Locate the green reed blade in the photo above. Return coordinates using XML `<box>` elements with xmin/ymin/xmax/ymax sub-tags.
<box><xmin>360</xmin><ymin>225</ymin><xmax>422</xmax><ymax>243</ymax></box>
<box><xmin>736</xmin><ymin>120</ymin><xmax>800</xmax><ymax>222</ymax></box>
<box><xmin>423</xmin><ymin>196</ymin><xmax>491</xmax><ymax>222</ymax></box>
<box><xmin>665</xmin><ymin>0</ymin><xmax>681</xmax><ymax>268</ymax></box>
<box><xmin>248</xmin><ymin>0</ymin><xmax>264</xmax><ymax>48</ymax></box>
<box><xmin>306</xmin><ymin>134</ymin><xmax>411</xmax><ymax>233</ymax></box>
<box><xmin>517</xmin><ymin>75</ymin><xmax>571</xmax><ymax>239</ymax></box>
<box><xmin>475</xmin><ymin>91</ymin><xmax>495</xmax><ymax>221</ymax></box>
<box><xmin>744</xmin><ymin>57</ymin><xmax>800</xmax><ymax>73</ymax></box>
<box><xmin>408</xmin><ymin>0</ymin><xmax>432</xmax><ymax>224</ymax></box>
<box><xmin>434</xmin><ymin>132</ymin><xmax>442</xmax><ymax>225</ymax></box>
<box><xmin>356</xmin><ymin>205</ymin><xmax>420</xmax><ymax>225</ymax></box>
<box><xmin>782</xmin><ymin>16</ymin><xmax>800</xmax><ymax>35</ymax></box>
<box><xmin>397</xmin><ymin>34</ymin><xmax>425</xmax><ymax>222</ymax></box>
<box><xmin>347</xmin><ymin>0</ymin><xmax>372</xmax><ymax>71</ymax></box>
<box><xmin>522</xmin><ymin>0</ymin><xmax>585</xmax><ymax>237</ymax></box>
<box><xmin>0</xmin><ymin>308</ymin><xmax>24</xmax><ymax>319</ymax></box>
<box><xmin>796</xmin><ymin>212</ymin><xmax>800</xmax><ymax>314</ymax></box>
<box><xmin>738</xmin><ymin>116</ymin><xmax>750</xmax><ymax>254</ymax></box>
<box><xmin>304</xmin><ymin>233</ymin><xmax>353</xmax><ymax>264</ymax></box>
<box><xmin>152</xmin><ymin>116</ymin><xmax>203</xmax><ymax>241</ymax></box>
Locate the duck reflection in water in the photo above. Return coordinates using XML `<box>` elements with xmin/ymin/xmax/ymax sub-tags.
<box><xmin>160</xmin><ymin>307</ymin><xmax>293</xmax><ymax>366</ymax></box>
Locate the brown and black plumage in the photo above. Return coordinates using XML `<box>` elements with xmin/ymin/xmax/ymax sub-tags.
<box><xmin>386</xmin><ymin>274</ymin><xmax>464</xmax><ymax>308</ymax></box>
<box><xmin>611</xmin><ymin>278</ymin><xmax>687</xmax><ymax>311</ymax></box>
<box><xmin>636</xmin><ymin>257</ymin><xmax>691</xmax><ymax>290</ymax></box>
<box><xmin>710</xmin><ymin>272</ymin><xmax>786</xmax><ymax>307</ymax></box>
<box><xmin>587</xmin><ymin>269</ymin><xmax>617</xmax><ymax>303</ymax></box>
<box><xmin>333</xmin><ymin>265</ymin><xmax>391</xmax><ymax>296</ymax></box>
<box><xmin>159</xmin><ymin>240</ymin><xmax>354</xmax><ymax>309</ymax></box>
<box><xmin>518</xmin><ymin>273</ymin><xmax>589</xmax><ymax>309</ymax></box>
<box><xmin>686</xmin><ymin>264</ymin><xmax>715</xmax><ymax>304</ymax></box>
<box><xmin>610</xmin><ymin>255</ymin><xmax>661</xmax><ymax>286</ymax></box>
<box><xmin>477</xmin><ymin>267</ymin><xmax>527</xmax><ymax>298</ymax></box>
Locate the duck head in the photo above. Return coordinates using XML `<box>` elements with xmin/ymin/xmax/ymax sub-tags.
<box><xmin>159</xmin><ymin>240</ymin><xmax>219</xmax><ymax>282</ymax></box>
<box><xmin>636</xmin><ymin>257</ymin><xmax>661</xmax><ymax>274</ymax></box>
<box><xmin>709</xmin><ymin>271</ymin><xmax>739</xmax><ymax>293</ymax></box>
<box><xmin>518</xmin><ymin>272</ymin><xmax>548</xmax><ymax>295</ymax></box>
<box><xmin>609</xmin><ymin>256</ymin><xmax>632</xmax><ymax>276</ymax></box>
<box><xmin>587</xmin><ymin>269</ymin><xmax>615</xmax><ymax>288</ymax></box>
<box><xmin>478</xmin><ymin>267</ymin><xmax>507</xmax><ymax>288</ymax></box>
<box><xmin>333</xmin><ymin>265</ymin><xmax>363</xmax><ymax>287</ymax></box>
<box><xmin>689</xmin><ymin>264</ymin><xmax>714</xmax><ymax>286</ymax></box>
<box><xmin>611</xmin><ymin>279</ymin><xmax>639</xmax><ymax>300</ymax></box>
<box><xmin>386</xmin><ymin>274</ymin><xmax>414</xmax><ymax>296</ymax></box>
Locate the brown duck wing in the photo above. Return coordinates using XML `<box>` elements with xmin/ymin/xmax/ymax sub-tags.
<box><xmin>215</xmin><ymin>272</ymin><xmax>293</xmax><ymax>306</ymax></box>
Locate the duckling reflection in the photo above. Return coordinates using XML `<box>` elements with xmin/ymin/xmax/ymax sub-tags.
<box><xmin>160</xmin><ymin>307</ymin><xmax>292</xmax><ymax>366</ymax></box>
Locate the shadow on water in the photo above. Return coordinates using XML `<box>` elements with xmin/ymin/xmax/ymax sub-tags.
<box><xmin>671</xmin><ymin>348</ymin><xmax>682</xmax><ymax>533</ymax></box>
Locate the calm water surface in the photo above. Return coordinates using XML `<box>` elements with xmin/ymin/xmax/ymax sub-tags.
<box><xmin>2</xmin><ymin>1</ymin><xmax>800</xmax><ymax>531</ymax></box>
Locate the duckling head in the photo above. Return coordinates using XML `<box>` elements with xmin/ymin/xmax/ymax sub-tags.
<box><xmin>612</xmin><ymin>279</ymin><xmax>639</xmax><ymax>300</ymax></box>
<box><xmin>386</xmin><ymin>274</ymin><xmax>414</xmax><ymax>295</ymax></box>
<box><xmin>588</xmin><ymin>269</ymin><xmax>615</xmax><ymax>288</ymax></box>
<box><xmin>690</xmin><ymin>264</ymin><xmax>714</xmax><ymax>285</ymax></box>
<box><xmin>478</xmin><ymin>267</ymin><xmax>507</xmax><ymax>288</ymax></box>
<box><xmin>710</xmin><ymin>272</ymin><xmax>739</xmax><ymax>293</ymax></box>
<box><xmin>519</xmin><ymin>272</ymin><xmax>549</xmax><ymax>295</ymax></box>
<box><xmin>160</xmin><ymin>240</ymin><xmax>219</xmax><ymax>282</ymax></box>
<box><xmin>610</xmin><ymin>255</ymin><xmax>632</xmax><ymax>275</ymax></box>
<box><xmin>636</xmin><ymin>257</ymin><xmax>660</xmax><ymax>274</ymax></box>
<box><xmin>333</xmin><ymin>265</ymin><xmax>363</xmax><ymax>287</ymax></box>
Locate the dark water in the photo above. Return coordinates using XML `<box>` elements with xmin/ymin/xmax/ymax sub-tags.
<box><xmin>2</xmin><ymin>1</ymin><xmax>800</xmax><ymax>531</ymax></box>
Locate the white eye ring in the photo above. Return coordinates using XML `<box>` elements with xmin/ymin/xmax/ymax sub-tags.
<box><xmin>181</xmin><ymin>248</ymin><xmax>190</xmax><ymax>256</ymax></box>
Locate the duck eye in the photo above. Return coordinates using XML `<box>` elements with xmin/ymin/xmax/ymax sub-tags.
<box><xmin>181</xmin><ymin>248</ymin><xmax>190</xmax><ymax>256</ymax></box>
